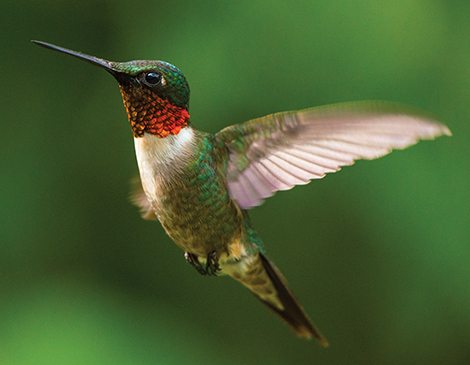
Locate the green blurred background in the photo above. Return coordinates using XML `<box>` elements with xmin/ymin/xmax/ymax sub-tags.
<box><xmin>1</xmin><ymin>1</ymin><xmax>468</xmax><ymax>364</ymax></box>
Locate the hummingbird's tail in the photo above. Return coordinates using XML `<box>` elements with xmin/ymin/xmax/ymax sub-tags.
<box><xmin>226</xmin><ymin>252</ymin><xmax>328</xmax><ymax>346</ymax></box>
<box><xmin>257</xmin><ymin>254</ymin><xmax>329</xmax><ymax>346</ymax></box>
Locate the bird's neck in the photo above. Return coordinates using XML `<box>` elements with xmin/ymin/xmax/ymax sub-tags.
<box><xmin>119</xmin><ymin>84</ymin><xmax>190</xmax><ymax>138</ymax></box>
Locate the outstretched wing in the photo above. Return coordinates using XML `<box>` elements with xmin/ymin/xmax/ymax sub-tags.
<box><xmin>216</xmin><ymin>101</ymin><xmax>451</xmax><ymax>210</ymax></box>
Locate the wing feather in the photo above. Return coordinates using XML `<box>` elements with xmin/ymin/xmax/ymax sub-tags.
<box><xmin>281</xmin><ymin>149</ymin><xmax>341</xmax><ymax>172</ymax></box>
<box><xmin>235</xmin><ymin>173</ymin><xmax>262</xmax><ymax>209</ymax></box>
<box><xmin>216</xmin><ymin>101</ymin><xmax>451</xmax><ymax>209</ymax></box>
<box><xmin>253</xmin><ymin>161</ymin><xmax>293</xmax><ymax>191</ymax></box>
<box><xmin>243</xmin><ymin>167</ymin><xmax>274</xmax><ymax>197</ymax></box>
<box><xmin>129</xmin><ymin>177</ymin><xmax>157</xmax><ymax>220</ymax></box>
<box><xmin>274</xmin><ymin>151</ymin><xmax>327</xmax><ymax>177</ymax></box>
<box><xmin>270</xmin><ymin>153</ymin><xmax>320</xmax><ymax>180</ymax></box>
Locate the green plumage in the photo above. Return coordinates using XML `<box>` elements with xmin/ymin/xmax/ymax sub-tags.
<box><xmin>112</xmin><ymin>60</ymin><xmax>190</xmax><ymax>108</ymax></box>
<box><xmin>152</xmin><ymin>130</ymin><xmax>243</xmax><ymax>257</ymax></box>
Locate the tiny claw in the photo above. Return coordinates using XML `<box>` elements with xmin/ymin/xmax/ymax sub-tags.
<box><xmin>184</xmin><ymin>251</ymin><xmax>221</xmax><ymax>276</ymax></box>
<box><xmin>185</xmin><ymin>252</ymin><xmax>207</xmax><ymax>276</ymax></box>
<box><xmin>205</xmin><ymin>251</ymin><xmax>221</xmax><ymax>276</ymax></box>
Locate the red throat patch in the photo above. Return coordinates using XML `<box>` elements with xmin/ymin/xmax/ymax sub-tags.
<box><xmin>119</xmin><ymin>85</ymin><xmax>190</xmax><ymax>138</ymax></box>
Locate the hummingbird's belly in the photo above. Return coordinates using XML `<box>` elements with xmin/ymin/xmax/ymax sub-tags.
<box><xmin>149</xmin><ymin>178</ymin><xmax>243</xmax><ymax>257</ymax></box>
<box><xmin>135</xmin><ymin>129</ymin><xmax>243</xmax><ymax>257</ymax></box>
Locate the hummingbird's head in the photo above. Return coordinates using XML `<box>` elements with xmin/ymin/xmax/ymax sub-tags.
<box><xmin>110</xmin><ymin>60</ymin><xmax>190</xmax><ymax>138</ymax></box>
<box><xmin>32</xmin><ymin>41</ymin><xmax>190</xmax><ymax>138</ymax></box>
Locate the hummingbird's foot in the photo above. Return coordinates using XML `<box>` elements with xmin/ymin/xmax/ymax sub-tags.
<box><xmin>184</xmin><ymin>252</ymin><xmax>207</xmax><ymax>276</ymax></box>
<box><xmin>184</xmin><ymin>251</ymin><xmax>221</xmax><ymax>276</ymax></box>
<box><xmin>205</xmin><ymin>251</ymin><xmax>221</xmax><ymax>276</ymax></box>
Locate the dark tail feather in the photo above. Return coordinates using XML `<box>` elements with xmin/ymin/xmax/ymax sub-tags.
<box><xmin>258</xmin><ymin>253</ymin><xmax>329</xmax><ymax>346</ymax></box>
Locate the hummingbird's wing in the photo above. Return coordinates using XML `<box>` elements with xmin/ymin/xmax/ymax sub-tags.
<box><xmin>216</xmin><ymin>101</ymin><xmax>451</xmax><ymax>210</ymax></box>
<box><xmin>130</xmin><ymin>177</ymin><xmax>158</xmax><ymax>220</ymax></box>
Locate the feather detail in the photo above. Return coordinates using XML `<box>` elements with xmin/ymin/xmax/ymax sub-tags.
<box><xmin>129</xmin><ymin>176</ymin><xmax>157</xmax><ymax>220</ymax></box>
<box><xmin>216</xmin><ymin>101</ymin><xmax>451</xmax><ymax>209</ymax></box>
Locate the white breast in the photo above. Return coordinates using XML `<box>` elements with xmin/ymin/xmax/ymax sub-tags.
<box><xmin>133</xmin><ymin>127</ymin><xmax>196</xmax><ymax>200</ymax></box>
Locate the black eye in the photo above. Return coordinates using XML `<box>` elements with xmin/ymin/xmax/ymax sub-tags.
<box><xmin>143</xmin><ymin>72</ymin><xmax>162</xmax><ymax>86</ymax></box>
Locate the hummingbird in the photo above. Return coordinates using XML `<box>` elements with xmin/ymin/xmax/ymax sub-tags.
<box><xmin>33</xmin><ymin>40</ymin><xmax>451</xmax><ymax>346</ymax></box>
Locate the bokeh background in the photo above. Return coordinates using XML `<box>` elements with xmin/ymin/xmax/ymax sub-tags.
<box><xmin>1</xmin><ymin>1</ymin><xmax>468</xmax><ymax>364</ymax></box>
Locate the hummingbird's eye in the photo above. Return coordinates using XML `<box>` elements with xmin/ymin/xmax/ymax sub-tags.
<box><xmin>143</xmin><ymin>72</ymin><xmax>162</xmax><ymax>86</ymax></box>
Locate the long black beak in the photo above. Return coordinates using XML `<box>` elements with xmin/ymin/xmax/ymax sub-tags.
<box><xmin>32</xmin><ymin>40</ymin><xmax>123</xmax><ymax>77</ymax></box>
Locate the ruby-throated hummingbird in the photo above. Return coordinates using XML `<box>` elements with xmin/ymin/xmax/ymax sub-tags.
<box><xmin>33</xmin><ymin>40</ymin><xmax>451</xmax><ymax>346</ymax></box>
